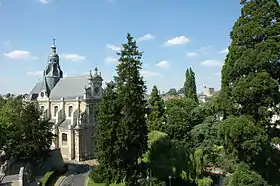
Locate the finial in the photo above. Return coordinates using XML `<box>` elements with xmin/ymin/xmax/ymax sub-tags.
<box><xmin>94</xmin><ymin>67</ymin><xmax>98</xmax><ymax>75</ymax></box>
<box><xmin>52</xmin><ymin>38</ymin><xmax>56</xmax><ymax>46</ymax></box>
<box><xmin>89</xmin><ymin>70</ymin><xmax>92</xmax><ymax>76</ymax></box>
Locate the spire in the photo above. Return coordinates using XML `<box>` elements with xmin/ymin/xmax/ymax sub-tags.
<box><xmin>51</xmin><ymin>38</ymin><xmax>56</xmax><ymax>53</ymax></box>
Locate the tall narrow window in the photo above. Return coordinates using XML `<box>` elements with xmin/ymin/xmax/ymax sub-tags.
<box><xmin>54</xmin><ymin>106</ymin><xmax>58</xmax><ymax>117</ymax></box>
<box><xmin>62</xmin><ymin>133</ymin><xmax>67</xmax><ymax>146</ymax></box>
<box><xmin>68</xmin><ymin>106</ymin><xmax>73</xmax><ymax>117</ymax></box>
<box><xmin>40</xmin><ymin>105</ymin><xmax>45</xmax><ymax>111</ymax></box>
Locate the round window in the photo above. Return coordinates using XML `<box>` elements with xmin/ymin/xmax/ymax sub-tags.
<box><xmin>40</xmin><ymin>92</ymin><xmax>44</xmax><ymax>97</ymax></box>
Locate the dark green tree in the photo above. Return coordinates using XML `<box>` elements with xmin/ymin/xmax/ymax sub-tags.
<box><xmin>95</xmin><ymin>81</ymin><xmax>121</xmax><ymax>183</ymax></box>
<box><xmin>3</xmin><ymin>103</ymin><xmax>54</xmax><ymax>178</ymax></box>
<box><xmin>164</xmin><ymin>98</ymin><xmax>197</xmax><ymax>147</ymax></box>
<box><xmin>166</xmin><ymin>88</ymin><xmax>177</xmax><ymax>96</ymax></box>
<box><xmin>219</xmin><ymin>1</ymin><xmax>280</xmax><ymax>184</ymax></box>
<box><xmin>221</xmin><ymin>0</ymin><xmax>280</xmax><ymax>121</ymax></box>
<box><xmin>184</xmin><ymin>68</ymin><xmax>198</xmax><ymax>104</ymax></box>
<box><xmin>147</xmin><ymin>85</ymin><xmax>166</xmax><ymax>131</ymax></box>
<box><xmin>114</xmin><ymin>33</ymin><xmax>148</xmax><ymax>185</ymax></box>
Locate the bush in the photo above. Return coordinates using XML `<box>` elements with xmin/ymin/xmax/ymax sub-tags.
<box><xmin>89</xmin><ymin>170</ymin><xmax>103</xmax><ymax>183</ymax></box>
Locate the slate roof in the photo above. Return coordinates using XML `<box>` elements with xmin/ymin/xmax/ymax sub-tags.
<box><xmin>27</xmin><ymin>75</ymin><xmax>89</xmax><ymax>101</ymax></box>
<box><xmin>49</xmin><ymin>75</ymin><xmax>88</xmax><ymax>100</ymax></box>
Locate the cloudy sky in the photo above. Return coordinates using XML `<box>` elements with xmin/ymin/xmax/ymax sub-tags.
<box><xmin>0</xmin><ymin>0</ymin><xmax>240</xmax><ymax>94</ymax></box>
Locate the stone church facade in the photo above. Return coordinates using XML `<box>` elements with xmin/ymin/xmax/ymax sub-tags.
<box><xmin>25</xmin><ymin>40</ymin><xmax>103</xmax><ymax>161</ymax></box>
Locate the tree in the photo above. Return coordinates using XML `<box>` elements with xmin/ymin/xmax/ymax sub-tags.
<box><xmin>228</xmin><ymin>163</ymin><xmax>269</xmax><ymax>186</ymax></box>
<box><xmin>219</xmin><ymin>0</ymin><xmax>280</xmax><ymax>184</ymax></box>
<box><xmin>147</xmin><ymin>85</ymin><xmax>166</xmax><ymax>131</ymax></box>
<box><xmin>164</xmin><ymin>98</ymin><xmax>197</xmax><ymax>147</ymax></box>
<box><xmin>114</xmin><ymin>33</ymin><xmax>148</xmax><ymax>185</ymax></box>
<box><xmin>166</xmin><ymin>88</ymin><xmax>177</xmax><ymax>96</ymax></box>
<box><xmin>95</xmin><ymin>81</ymin><xmax>121</xmax><ymax>183</ymax></box>
<box><xmin>220</xmin><ymin>0</ymin><xmax>280</xmax><ymax>121</ymax></box>
<box><xmin>3</xmin><ymin>103</ymin><xmax>54</xmax><ymax>178</ymax></box>
<box><xmin>184</xmin><ymin>68</ymin><xmax>198</xmax><ymax>104</ymax></box>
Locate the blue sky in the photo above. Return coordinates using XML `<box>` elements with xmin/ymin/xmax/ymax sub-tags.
<box><xmin>0</xmin><ymin>0</ymin><xmax>241</xmax><ymax>94</ymax></box>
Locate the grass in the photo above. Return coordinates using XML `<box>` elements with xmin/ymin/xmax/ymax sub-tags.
<box><xmin>87</xmin><ymin>178</ymin><xmax>124</xmax><ymax>186</ymax></box>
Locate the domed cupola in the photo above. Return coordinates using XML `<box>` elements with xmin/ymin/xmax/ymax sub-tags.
<box><xmin>48</xmin><ymin>39</ymin><xmax>59</xmax><ymax>62</ymax></box>
<box><xmin>43</xmin><ymin>38</ymin><xmax>63</xmax><ymax>95</ymax></box>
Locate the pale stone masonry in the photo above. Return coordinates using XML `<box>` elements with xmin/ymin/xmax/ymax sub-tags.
<box><xmin>25</xmin><ymin>39</ymin><xmax>103</xmax><ymax>162</ymax></box>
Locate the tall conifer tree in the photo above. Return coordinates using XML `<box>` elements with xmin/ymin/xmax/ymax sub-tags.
<box><xmin>96</xmin><ymin>82</ymin><xmax>121</xmax><ymax>183</ymax></box>
<box><xmin>114</xmin><ymin>33</ymin><xmax>148</xmax><ymax>185</ymax></box>
<box><xmin>220</xmin><ymin>0</ymin><xmax>280</xmax><ymax>184</ymax></box>
<box><xmin>148</xmin><ymin>85</ymin><xmax>166</xmax><ymax>131</ymax></box>
<box><xmin>184</xmin><ymin>68</ymin><xmax>198</xmax><ymax>104</ymax></box>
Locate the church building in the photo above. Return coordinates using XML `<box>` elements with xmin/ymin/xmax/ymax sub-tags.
<box><xmin>25</xmin><ymin>40</ymin><xmax>103</xmax><ymax>162</ymax></box>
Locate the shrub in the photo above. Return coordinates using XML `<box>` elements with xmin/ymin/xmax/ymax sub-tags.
<box><xmin>89</xmin><ymin>170</ymin><xmax>103</xmax><ymax>183</ymax></box>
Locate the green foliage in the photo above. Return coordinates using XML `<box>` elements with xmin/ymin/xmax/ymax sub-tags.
<box><xmin>143</xmin><ymin>131</ymin><xmax>186</xmax><ymax>180</ymax></box>
<box><xmin>0</xmin><ymin>100</ymin><xmax>54</xmax><ymax>173</ymax></box>
<box><xmin>166</xmin><ymin>88</ymin><xmax>177</xmax><ymax>96</ymax></box>
<box><xmin>221</xmin><ymin>0</ymin><xmax>280</xmax><ymax>120</ymax></box>
<box><xmin>96</xmin><ymin>82</ymin><xmax>121</xmax><ymax>183</ymax></box>
<box><xmin>197</xmin><ymin>177</ymin><xmax>213</xmax><ymax>186</ymax></box>
<box><xmin>228</xmin><ymin>163</ymin><xmax>269</xmax><ymax>186</ymax></box>
<box><xmin>114</xmin><ymin>33</ymin><xmax>148</xmax><ymax>185</ymax></box>
<box><xmin>184</xmin><ymin>68</ymin><xmax>198</xmax><ymax>104</ymax></box>
<box><xmin>219</xmin><ymin>115</ymin><xmax>268</xmax><ymax>164</ymax></box>
<box><xmin>89</xmin><ymin>170</ymin><xmax>104</xmax><ymax>184</ymax></box>
<box><xmin>147</xmin><ymin>85</ymin><xmax>166</xmax><ymax>132</ymax></box>
<box><xmin>164</xmin><ymin>98</ymin><xmax>197</xmax><ymax>146</ymax></box>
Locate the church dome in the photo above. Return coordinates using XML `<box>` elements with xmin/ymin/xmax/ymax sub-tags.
<box><xmin>48</xmin><ymin>45</ymin><xmax>59</xmax><ymax>61</ymax></box>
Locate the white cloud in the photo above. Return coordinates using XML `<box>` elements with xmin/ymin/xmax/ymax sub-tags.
<box><xmin>137</xmin><ymin>34</ymin><xmax>155</xmax><ymax>42</ymax></box>
<box><xmin>4</xmin><ymin>50</ymin><xmax>38</xmax><ymax>60</ymax></box>
<box><xmin>186</xmin><ymin>52</ymin><xmax>198</xmax><ymax>57</ymax></box>
<box><xmin>27</xmin><ymin>71</ymin><xmax>43</xmax><ymax>77</ymax></box>
<box><xmin>61</xmin><ymin>54</ymin><xmax>86</xmax><ymax>61</ymax></box>
<box><xmin>107</xmin><ymin>44</ymin><xmax>121</xmax><ymax>52</ymax></box>
<box><xmin>155</xmin><ymin>60</ymin><xmax>169</xmax><ymax>68</ymax></box>
<box><xmin>105</xmin><ymin>57</ymin><xmax>118</xmax><ymax>64</ymax></box>
<box><xmin>140</xmin><ymin>70</ymin><xmax>163</xmax><ymax>78</ymax></box>
<box><xmin>200</xmin><ymin>60</ymin><xmax>224</xmax><ymax>67</ymax></box>
<box><xmin>219</xmin><ymin>48</ymin><xmax>229</xmax><ymax>54</ymax></box>
<box><xmin>164</xmin><ymin>36</ymin><xmax>190</xmax><ymax>46</ymax></box>
<box><xmin>38</xmin><ymin>0</ymin><xmax>53</xmax><ymax>4</ymax></box>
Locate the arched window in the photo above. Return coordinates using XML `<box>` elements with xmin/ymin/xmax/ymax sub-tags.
<box><xmin>68</xmin><ymin>106</ymin><xmax>73</xmax><ymax>117</ymax></box>
<box><xmin>54</xmin><ymin>106</ymin><xmax>58</xmax><ymax>117</ymax></box>
<box><xmin>40</xmin><ymin>105</ymin><xmax>45</xmax><ymax>111</ymax></box>
<box><xmin>62</xmin><ymin>133</ymin><xmax>67</xmax><ymax>146</ymax></box>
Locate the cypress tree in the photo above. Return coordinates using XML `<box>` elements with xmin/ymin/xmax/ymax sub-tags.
<box><xmin>114</xmin><ymin>33</ymin><xmax>148</xmax><ymax>185</ymax></box>
<box><xmin>184</xmin><ymin>68</ymin><xmax>198</xmax><ymax>104</ymax></box>
<box><xmin>95</xmin><ymin>81</ymin><xmax>121</xmax><ymax>183</ymax></box>
<box><xmin>148</xmin><ymin>85</ymin><xmax>166</xmax><ymax>131</ymax></box>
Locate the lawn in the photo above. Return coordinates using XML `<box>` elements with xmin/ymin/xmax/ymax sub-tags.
<box><xmin>87</xmin><ymin>177</ymin><xmax>124</xmax><ymax>186</ymax></box>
